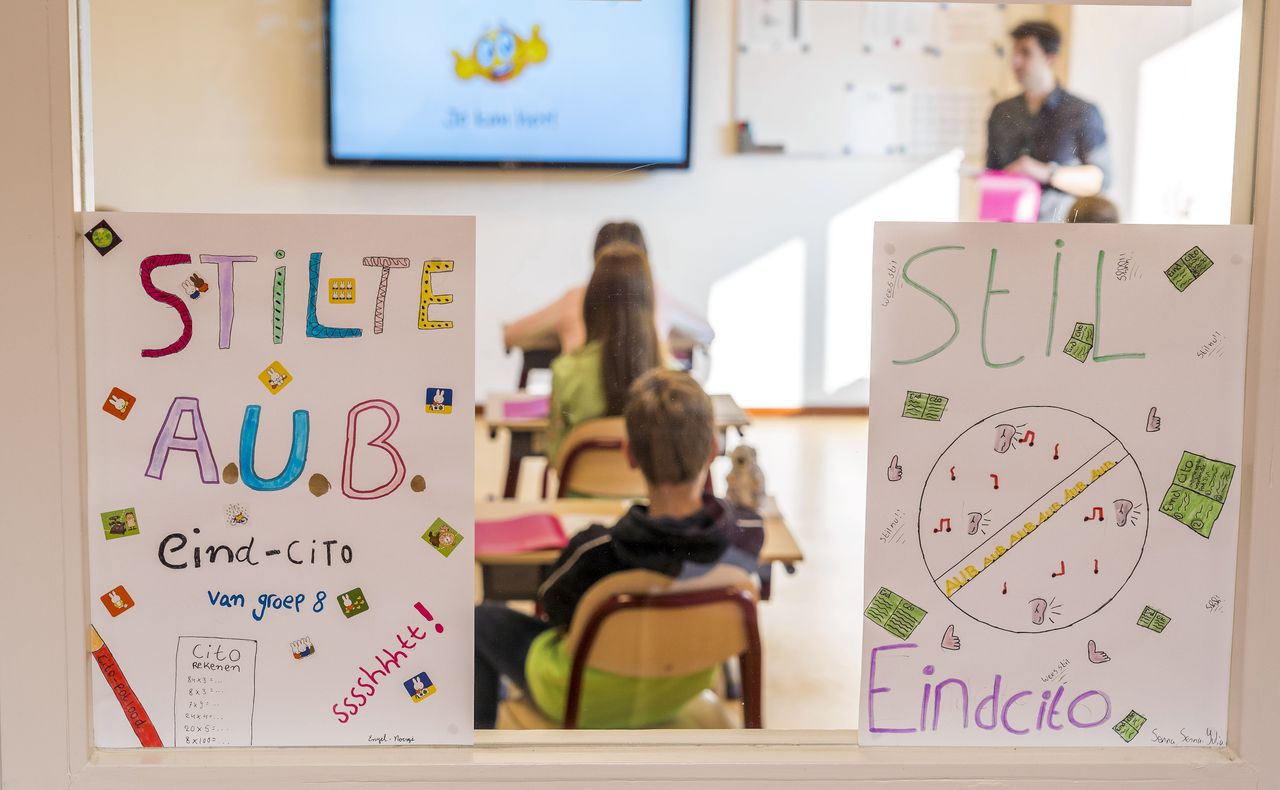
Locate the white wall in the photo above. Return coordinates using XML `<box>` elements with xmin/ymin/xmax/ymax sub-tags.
<box><xmin>88</xmin><ymin>0</ymin><xmax>968</xmax><ymax>407</ymax></box>
<box><xmin>1067</xmin><ymin>0</ymin><xmax>1243</xmax><ymax>222</ymax></box>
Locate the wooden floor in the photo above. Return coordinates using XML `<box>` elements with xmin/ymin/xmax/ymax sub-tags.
<box><xmin>476</xmin><ymin>415</ymin><xmax>869</xmax><ymax>730</ymax></box>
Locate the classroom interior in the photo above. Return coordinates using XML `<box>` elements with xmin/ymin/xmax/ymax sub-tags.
<box><xmin>83</xmin><ymin>0</ymin><xmax>1247</xmax><ymax>732</ymax></box>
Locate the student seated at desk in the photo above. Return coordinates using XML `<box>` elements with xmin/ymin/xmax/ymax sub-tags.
<box><xmin>501</xmin><ymin>220</ymin><xmax>715</xmax><ymax>355</ymax></box>
<box><xmin>474</xmin><ymin>370</ymin><xmax>764</xmax><ymax>729</ymax></box>
<box><xmin>545</xmin><ymin>241</ymin><xmax>662</xmax><ymax>462</ymax></box>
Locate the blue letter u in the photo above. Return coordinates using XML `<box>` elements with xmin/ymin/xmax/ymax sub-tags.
<box><xmin>239</xmin><ymin>405</ymin><xmax>310</xmax><ymax>491</ymax></box>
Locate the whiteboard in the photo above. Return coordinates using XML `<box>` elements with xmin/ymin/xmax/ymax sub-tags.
<box><xmin>859</xmin><ymin>222</ymin><xmax>1251</xmax><ymax>745</ymax></box>
<box><xmin>735</xmin><ymin>1</ymin><xmax>1016</xmax><ymax>158</ymax></box>
<box><xmin>83</xmin><ymin>213</ymin><xmax>475</xmax><ymax>747</ymax></box>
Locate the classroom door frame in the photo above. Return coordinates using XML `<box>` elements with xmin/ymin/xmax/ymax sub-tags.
<box><xmin>3</xmin><ymin>0</ymin><xmax>1278</xmax><ymax>787</ymax></box>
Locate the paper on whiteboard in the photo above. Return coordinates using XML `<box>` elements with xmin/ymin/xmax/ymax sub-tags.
<box><xmin>860</xmin><ymin>222</ymin><xmax>1250</xmax><ymax>746</ymax></box>
<box><xmin>739</xmin><ymin>0</ymin><xmax>811</xmax><ymax>54</ymax></box>
<box><xmin>84</xmin><ymin>213</ymin><xmax>475</xmax><ymax>747</ymax></box>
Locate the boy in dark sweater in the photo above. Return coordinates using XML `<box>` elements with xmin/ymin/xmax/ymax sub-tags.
<box><xmin>474</xmin><ymin>370</ymin><xmax>763</xmax><ymax>728</ymax></box>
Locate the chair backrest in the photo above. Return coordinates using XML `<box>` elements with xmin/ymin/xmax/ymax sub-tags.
<box><xmin>560</xmin><ymin>565</ymin><xmax>763</xmax><ymax>727</ymax></box>
<box><xmin>554</xmin><ymin>417</ymin><xmax>648</xmax><ymax>499</ymax></box>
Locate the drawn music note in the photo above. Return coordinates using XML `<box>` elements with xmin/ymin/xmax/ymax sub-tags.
<box><xmin>1083</xmin><ymin>506</ymin><xmax>1104</xmax><ymax>522</ymax></box>
<box><xmin>1093</xmin><ymin>559</ymin><xmax>1099</xmax><ymax>574</ymax></box>
<box><xmin>934</xmin><ymin>517</ymin><xmax>952</xmax><ymax>533</ymax></box>
<box><xmin>990</xmin><ymin>473</ymin><xmax>999</xmax><ymax>490</ymax></box>
<box><xmin>1053</xmin><ymin>443</ymin><xmax>1060</xmax><ymax>460</ymax></box>
<box><xmin>1051</xmin><ymin>560</ymin><xmax>1066</xmax><ymax>578</ymax></box>
<box><xmin>1002</xmin><ymin>582</ymin><xmax>1007</xmax><ymax>595</ymax></box>
<box><xmin>1019</xmin><ymin>430</ymin><xmax>1036</xmax><ymax>446</ymax></box>
<box><xmin>950</xmin><ymin>466</ymin><xmax>956</xmax><ymax>481</ymax></box>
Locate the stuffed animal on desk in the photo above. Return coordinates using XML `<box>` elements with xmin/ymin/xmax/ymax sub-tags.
<box><xmin>726</xmin><ymin>445</ymin><xmax>766</xmax><ymax>510</ymax></box>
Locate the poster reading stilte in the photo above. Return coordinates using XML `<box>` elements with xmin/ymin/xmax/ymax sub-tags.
<box><xmin>84</xmin><ymin>213</ymin><xmax>475</xmax><ymax>746</ymax></box>
<box><xmin>860</xmin><ymin>222</ymin><xmax>1251</xmax><ymax>746</ymax></box>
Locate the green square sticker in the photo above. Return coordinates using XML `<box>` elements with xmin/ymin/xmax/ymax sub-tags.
<box><xmin>864</xmin><ymin>586</ymin><xmax>927</xmax><ymax>639</ymax></box>
<box><xmin>422</xmin><ymin>518</ymin><xmax>464</xmax><ymax>558</ymax></box>
<box><xmin>1113</xmin><ymin>710</ymin><xmax>1147</xmax><ymax>743</ymax></box>
<box><xmin>1164</xmin><ymin>261</ymin><xmax>1195</xmax><ymax>292</ymax></box>
<box><xmin>338</xmin><ymin>587</ymin><xmax>370</xmax><ymax>618</ymax></box>
<box><xmin>1181</xmin><ymin>246</ymin><xmax>1215</xmax><ymax>278</ymax></box>
<box><xmin>100</xmin><ymin>507</ymin><xmax>140</xmax><ymax>540</ymax></box>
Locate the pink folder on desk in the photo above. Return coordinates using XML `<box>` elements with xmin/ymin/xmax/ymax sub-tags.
<box><xmin>503</xmin><ymin>396</ymin><xmax>551</xmax><ymax>420</ymax></box>
<box><xmin>475</xmin><ymin>513</ymin><xmax>569</xmax><ymax>555</ymax></box>
<box><xmin>978</xmin><ymin>171</ymin><xmax>1041</xmax><ymax>223</ymax></box>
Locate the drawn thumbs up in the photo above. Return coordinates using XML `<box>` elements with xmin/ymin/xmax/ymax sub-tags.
<box><xmin>941</xmin><ymin>624</ymin><xmax>961</xmax><ymax>651</ymax></box>
<box><xmin>887</xmin><ymin>455</ymin><xmax>903</xmax><ymax>482</ymax></box>
<box><xmin>1146</xmin><ymin>407</ymin><xmax>1161</xmax><ymax>432</ymax></box>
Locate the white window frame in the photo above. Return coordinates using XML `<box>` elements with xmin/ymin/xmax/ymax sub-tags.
<box><xmin>3</xmin><ymin>0</ymin><xmax>1278</xmax><ymax>786</ymax></box>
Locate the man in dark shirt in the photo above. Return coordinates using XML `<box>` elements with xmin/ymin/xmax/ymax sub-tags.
<box><xmin>987</xmin><ymin>21</ymin><xmax>1111</xmax><ymax>222</ymax></box>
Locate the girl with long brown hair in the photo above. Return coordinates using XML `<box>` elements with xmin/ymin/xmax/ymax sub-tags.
<box><xmin>545</xmin><ymin>241</ymin><xmax>661</xmax><ymax>461</ymax></box>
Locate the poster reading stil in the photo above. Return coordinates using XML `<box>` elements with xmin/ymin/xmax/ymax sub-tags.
<box><xmin>83</xmin><ymin>213</ymin><xmax>475</xmax><ymax>746</ymax></box>
<box><xmin>860</xmin><ymin>222</ymin><xmax>1251</xmax><ymax>746</ymax></box>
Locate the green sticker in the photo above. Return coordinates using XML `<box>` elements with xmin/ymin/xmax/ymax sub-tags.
<box><xmin>422</xmin><ymin>517</ymin><xmax>464</xmax><ymax>558</ymax></box>
<box><xmin>902</xmin><ymin>391</ymin><xmax>948</xmax><ymax>421</ymax></box>
<box><xmin>338</xmin><ymin>587</ymin><xmax>370</xmax><ymax>618</ymax></box>
<box><xmin>100</xmin><ymin>507</ymin><xmax>141</xmax><ymax>540</ymax></box>
<box><xmin>1182</xmin><ymin>246</ymin><xmax>1215</xmax><ymax>278</ymax></box>
<box><xmin>864</xmin><ymin>586</ymin><xmax>927</xmax><ymax>639</ymax></box>
<box><xmin>1137</xmin><ymin>605</ymin><xmax>1171</xmax><ymax>633</ymax></box>
<box><xmin>1063</xmin><ymin>322</ymin><xmax>1095</xmax><ymax>362</ymax></box>
<box><xmin>1113</xmin><ymin>710</ymin><xmax>1147</xmax><ymax>743</ymax></box>
<box><xmin>1165</xmin><ymin>246</ymin><xmax>1215</xmax><ymax>291</ymax></box>
<box><xmin>1159</xmin><ymin>451</ymin><xmax>1235</xmax><ymax>538</ymax></box>
<box><xmin>1071</xmin><ymin>321</ymin><xmax>1095</xmax><ymax>344</ymax></box>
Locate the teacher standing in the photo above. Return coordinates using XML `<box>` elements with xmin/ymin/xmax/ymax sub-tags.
<box><xmin>987</xmin><ymin>21</ymin><xmax>1111</xmax><ymax>222</ymax></box>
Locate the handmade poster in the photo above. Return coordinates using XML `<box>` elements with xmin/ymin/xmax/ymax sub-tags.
<box><xmin>84</xmin><ymin>213</ymin><xmax>475</xmax><ymax>746</ymax></box>
<box><xmin>860</xmin><ymin>222</ymin><xmax>1251</xmax><ymax>746</ymax></box>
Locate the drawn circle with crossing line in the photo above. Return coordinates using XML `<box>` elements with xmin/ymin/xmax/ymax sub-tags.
<box><xmin>918</xmin><ymin>406</ymin><xmax>1148</xmax><ymax>634</ymax></box>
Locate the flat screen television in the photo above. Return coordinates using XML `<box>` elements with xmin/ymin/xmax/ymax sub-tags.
<box><xmin>326</xmin><ymin>1</ymin><xmax>694</xmax><ymax>169</ymax></box>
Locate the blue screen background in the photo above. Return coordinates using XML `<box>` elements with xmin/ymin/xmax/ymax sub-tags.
<box><xmin>329</xmin><ymin>0</ymin><xmax>693</xmax><ymax>165</ymax></box>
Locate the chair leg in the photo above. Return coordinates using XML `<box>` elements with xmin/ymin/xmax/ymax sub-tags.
<box><xmin>504</xmin><ymin>431</ymin><xmax>534</xmax><ymax>499</ymax></box>
<box><xmin>722</xmin><ymin>659</ymin><xmax>742</xmax><ymax>701</ymax></box>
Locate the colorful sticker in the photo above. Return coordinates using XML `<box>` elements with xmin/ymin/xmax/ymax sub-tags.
<box><xmin>1165</xmin><ymin>246</ymin><xmax>1215</xmax><ymax>292</ymax></box>
<box><xmin>181</xmin><ymin>273</ymin><xmax>210</xmax><ymax>300</ymax></box>
<box><xmin>290</xmin><ymin>636</ymin><xmax>316</xmax><ymax>660</ymax></box>
<box><xmin>100</xmin><ymin>585</ymin><xmax>136</xmax><ymax>616</ymax></box>
<box><xmin>403</xmin><ymin>671</ymin><xmax>437</xmax><ymax>703</ymax></box>
<box><xmin>258</xmin><ymin>361</ymin><xmax>293</xmax><ymax>394</ymax></box>
<box><xmin>102</xmin><ymin>387</ymin><xmax>137</xmax><ymax>421</ymax></box>
<box><xmin>425</xmin><ymin>387</ymin><xmax>453</xmax><ymax>415</ymax></box>
<box><xmin>328</xmin><ymin>278</ymin><xmax>356</xmax><ymax>304</ymax></box>
<box><xmin>1113</xmin><ymin>710</ymin><xmax>1147</xmax><ymax>742</ymax></box>
<box><xmin>902</xmin><ymin>391</ymin><xmax>948</xmax><ymax>421</ymax></box>
<box><xmin>1137</xmin><ymin>605</ymin><xmax>1171</xmax><ymax>633</ymax></box>
<box><xmin>338</xmin><ymin>587</ymin><xmax>370</xmax><ymax>618</ymax></box>
<box><xmin>1063</xmin><ymin>322</ymin><xmax>1095</xmax><ymax>363</ymax></box>
<box><xmin>85</xmin><ymin>220</ymin><xmax>123</xmax><ymax>256</ymax></box>
<box><xmin>100</xmin><ymin>507</ymin><xmax>141</xmax><ymax>540</ymax></box>
<box><xmin>422</xmin><ymin>518</ymin><xmax>464</xmax><ymax>558</ymax></box>
<box><xmin>864</xmin><ymin>586</ymin><xmax>927</xmax><ymax>639</ymax></box>
<box><xmin>225</xmin><ymin>503</ymin><xmax>249</xmax><ymax>527</ymax></box>
<box><xmin>1159</xmin><ymin>451</ymin><xmax>1235</xmax><ymax>538</ymax></box>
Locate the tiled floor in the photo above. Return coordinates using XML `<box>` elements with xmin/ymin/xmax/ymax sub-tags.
<box><xmin>475</xmin><ymin>414</ymin><xmax>869</xmax><ymax>730</ymax></box>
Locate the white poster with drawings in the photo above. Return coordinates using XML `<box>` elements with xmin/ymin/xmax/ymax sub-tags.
<box><xmin>860</xmin><ymin>222</ymin><xmax>1251</xmax><ymax>746</ymax></box>
<box><xmin>83</xmin><ymin>213</ymin><xmax>475</xmax><ymax>746</ymax></box>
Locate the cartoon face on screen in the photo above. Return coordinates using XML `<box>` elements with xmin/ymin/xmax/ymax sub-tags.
<box><xmin>453</xmin><ymin>25</ymin><xmax>548</xmax><ymax>83</ymax></box>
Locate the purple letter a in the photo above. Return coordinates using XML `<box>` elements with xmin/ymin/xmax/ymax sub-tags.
<box><xmin>145</xmin><ymin>397</ymin><xmax>219</xmax><ymax>484</ymax></box>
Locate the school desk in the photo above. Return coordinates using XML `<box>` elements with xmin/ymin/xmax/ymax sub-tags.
<box><xmin>485</xmin><ymin>392</ymin><xmax>751</xmax><ymax>499</ymax></box>
<box><xmin>473</xmin><ymin>495</ymin><xmax>802</xmax><ymax>602</ymax></box>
